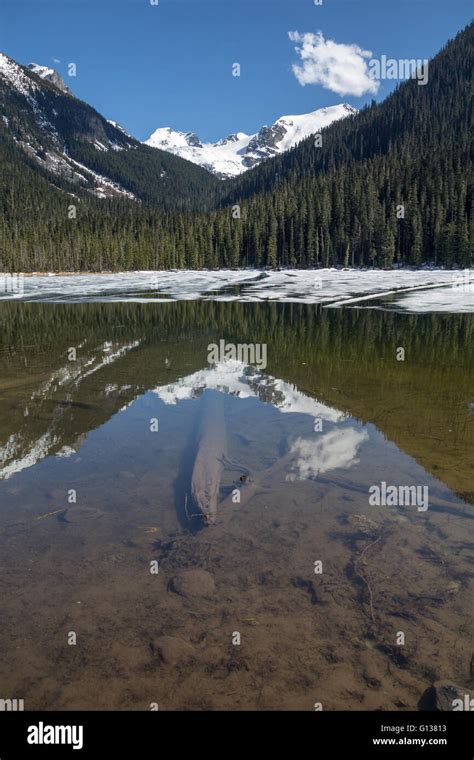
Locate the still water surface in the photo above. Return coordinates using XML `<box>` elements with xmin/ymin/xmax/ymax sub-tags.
<box><xmin>0</xmin><ymin>301</ymin><xmax>472</xmax><ymax>709</ymax></box>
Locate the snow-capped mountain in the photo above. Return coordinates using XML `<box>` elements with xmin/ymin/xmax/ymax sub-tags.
<box><xmin>0</xmin><ymin>52</ymin><xmax>137</xmax><ymax>199</ymax></box>
<box><xmin>144</xmin><ymin>104</ymin><xmax>357</xmax><ymax>178</ymax></box>
<box><xmin>0</xmin><ymin>51</ymin><xmax>217</xmax><ymax>206</ymax></box>
<box><xmin>28</xmin><ymin>62</ymin><xmax>73</xmax><ymax>95</ymax></box>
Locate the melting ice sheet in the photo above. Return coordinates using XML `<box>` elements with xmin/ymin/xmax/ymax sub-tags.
<box><xmin>2</xmin><ymin>268</ymin><xmax>473</xmax><ymax>312</ymax></box>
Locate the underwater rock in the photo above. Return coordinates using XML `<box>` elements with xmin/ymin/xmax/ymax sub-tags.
<box><xmin>419</xmin><ymin>681</ymin><xmax>473</xmax><ymax>711</ymax></box>
<box><xmin>152</xmin><ymin>636</ymin><xmax>195</xmax><ymax>666</ymax></box>
<box><xmin>170</xmin><ymin>569</ymin><xmax>215</xmax><ymax>599</ymax></box>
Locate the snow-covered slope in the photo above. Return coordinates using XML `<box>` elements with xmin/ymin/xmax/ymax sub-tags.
<box><xmin>0</xmin><ymin>51</ymin><xmax>41</xmax><ymax>99</ymax></box>
<box><xmin>144</xmin><ymin>104</ymin><xmax>357</xmax><ymax>178</ymax></box>
<box><xmin>0</xmin><ymin>51</ymin><xmax>218</xmax><ymax>206</ymax></box>
<box><xmin>28</xmin><ymin>62</ymin><xmax>72</xmax><ymax>95</ymax></box>
<box><xmin>0</xmin><ymin>52</ymin><xmax>142</xmax><ymax>199</ymax></box>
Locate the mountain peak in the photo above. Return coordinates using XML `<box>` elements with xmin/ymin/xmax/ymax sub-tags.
<box><xmin>144</xmin><ymin>104</ymin><xmax>357</xmax><ymax>178</ymax></box>
<box><xmin>28</xmin><ymin>62</ymin><xmax>73</xmax><ymax>95</ymax></box>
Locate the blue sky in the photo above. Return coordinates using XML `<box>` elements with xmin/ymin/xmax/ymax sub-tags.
<box><xmin>1</xmin><ymin>0</ymin><xmax>472</xmax><ymax>142</ymax></box>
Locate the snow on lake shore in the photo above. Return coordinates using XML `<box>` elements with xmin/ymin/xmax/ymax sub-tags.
<box><xmin>1</xmin><ymin>269</ymin><xmax>473</xmax><ymax>313</ymax></box>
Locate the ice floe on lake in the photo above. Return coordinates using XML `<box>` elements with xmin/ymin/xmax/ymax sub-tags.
<box><xmin>1</xmin><ymin>268</ymin><xmax>473</xmax><ymax>313</ymax></box>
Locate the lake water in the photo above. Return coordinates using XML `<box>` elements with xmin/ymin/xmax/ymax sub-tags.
<box><xmin>0</xmin><ymin>299</ymin><xmax>472</xmax><ymax>709</ymax></box>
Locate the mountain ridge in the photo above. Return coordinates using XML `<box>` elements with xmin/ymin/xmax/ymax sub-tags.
<box><xmin>27</xmin><ymin>62</ymin><xmax>73</xmax><ymax>95</ymax></box>
<box><xmin>0</xmin><ymin>51</ymin><xmax>219</xmax><ymax>208</ymax></box>
<box><xmin>145</xmin><ymin>104</ymin><xmax>357</xmax><ymax>178</ymax></box>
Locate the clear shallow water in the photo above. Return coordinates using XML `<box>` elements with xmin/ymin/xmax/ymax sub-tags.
<box><xmin>0</xmin><ymin>301</ymin><xmax>472</xmax><ymax>709</ymax></box>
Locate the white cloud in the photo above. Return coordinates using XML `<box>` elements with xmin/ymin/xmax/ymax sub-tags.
<box><xmin>53</xmin><ymin>58</ymin><xmax>61</xmax><ymax>64</ymax></box>
<box><xmin>289</xmin><ymin>30</ymin><xmax>379</xmax><ymax>97</ymax></box>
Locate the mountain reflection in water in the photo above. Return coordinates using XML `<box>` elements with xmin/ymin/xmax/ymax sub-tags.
<box><xmin>0</xmin><ymin>300</ymin><xmax>472</xmax><ymax>710</ymax></box>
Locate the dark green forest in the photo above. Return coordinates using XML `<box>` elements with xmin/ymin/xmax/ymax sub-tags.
<box><xmin>0</xmin><ymin>23</ymin><xmax>472</xmax><ymax>272</ymax></box>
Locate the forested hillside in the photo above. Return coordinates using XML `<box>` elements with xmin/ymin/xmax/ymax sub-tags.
<box><xmin>0</xmin><ymin>52</ymin><xmax>219</xmax><ymax>211</ymax></box>
<box><xmin>0</xmin><ymin>23</ymin><xmax>472</xmax><ymax>271</ymax></box>
<box><xmin>219</xmin><ymin>21</ymin><xmax>473</xmax><ymax>269</ymax></box>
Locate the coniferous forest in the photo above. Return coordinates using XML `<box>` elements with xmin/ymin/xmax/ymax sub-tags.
<box><xmin>0</xmin><ymin>23</ymin><xmax>472</xmax><ymax>272</ymax></box>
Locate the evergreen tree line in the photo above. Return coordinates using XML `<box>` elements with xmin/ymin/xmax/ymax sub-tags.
<box><xmin>0</xmin><ymin>23</ymin><xmax>472</xmax><ymax>271</ymax></box>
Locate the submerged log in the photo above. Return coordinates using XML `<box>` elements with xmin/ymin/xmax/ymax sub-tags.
<box><xmin>191</xmin><ymin>391</ymin><xmax>226</xmax><ymax>524</ymax></box>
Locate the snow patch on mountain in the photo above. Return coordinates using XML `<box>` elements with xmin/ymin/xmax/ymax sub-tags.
<box><xmin>22</xmin><ymin>145</ymin><xmax>137</xmax><ymax>200</ymax></box>
<box><xmin>0</xmin><ymin>53</ymin><xmax>60</xmax><ymax>142</ymax></box>
<box><xmin>28</xmin><ymin>63</ymin><xmax>55</xmax><ymax>78</ymax></box>
<box><xmin>0</xmin><ymin>52</ymin><xmax>39</xmax><ymax>100</ymax></box>
<box><xmin>144</xmin><ymin>104</ymin><xmax>357</xmax><ymax>178</ymax></box>
<box><xmin>64</xmin><ymin>154</ymin><xmax>137</xmax><ymax>200</ymax></box>
<box><xmin>107</xmin><ymin>119</ymin><xmax>133</xmax><ymax>139</ymax></box>
<box><xmin>1</xmin><ymin>52</ymin><xmax>139</xmax><ymax>199</ymax></box>
<box><xmin>28</xmin><ymin>62</ymin><xmax>73</xmax><ymax>95</ymax></box>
